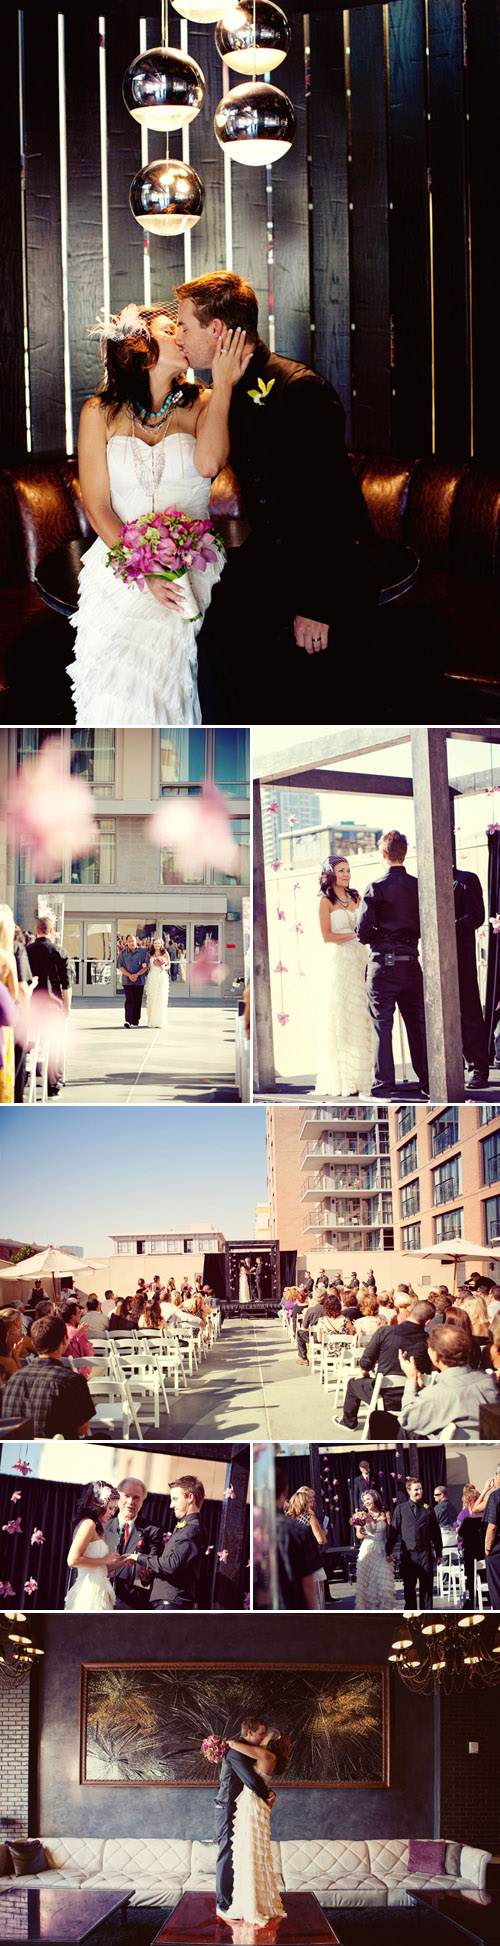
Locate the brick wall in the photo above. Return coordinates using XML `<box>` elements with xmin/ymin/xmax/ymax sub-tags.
<box><xmin>440</xmin><ymin>1684</ymin><xmax>500</xmax><ymax>1856</ymax></box>
<box><xmin>0</xmin><ymin>1673</ymin><xmax>30</xmax><ymax>1839</ymax></box>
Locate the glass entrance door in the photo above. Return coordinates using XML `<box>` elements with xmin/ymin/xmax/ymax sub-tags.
<box><xmin>161</xmin><ymin>922</ymin><xmax>222</xmax><ymax>996</ymax></box>
<box><xmin>63</xmin><ymin>921</ymin><xmax>83</xmax><ymax>996</ymax></box>
<box><xmin>84</xmin><ymin>921</ymin><xmax>113</xmax><ymax>992</ymax></box>
<box><xmin>162</xmin><ymin>924</ymin><xmax>187</xmax><ymax>999</ymax></box>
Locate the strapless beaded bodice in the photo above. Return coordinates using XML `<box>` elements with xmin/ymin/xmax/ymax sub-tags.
<box><xmin>106</xmin><ymin>431</ymin><xmax>212</xmax><ymax>525</ymax></box>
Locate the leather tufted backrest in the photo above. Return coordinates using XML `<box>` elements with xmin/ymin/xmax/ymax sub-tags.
<box><xmin>1</xmin><ymin>458</ymin><xmax>88</xmax><ymax>582</ymax></box>
<box><xmin>450</xmin><ymin>465</ymin><xmax>500</xmax><ymax>581</ymax></box>
<box><xmin>209</xmin><ymin>463</ymin><xmax>250</xmax><ymax>548</ymax></box>
<box><xmin>350</xmin><ymin>457</ymin><xmax>414</xmax><ymax>543</ymax></box>
<box><xmin>405</xmin><ymin>461</ymin><xmax>469</xmax><ymax>568</ymax></box>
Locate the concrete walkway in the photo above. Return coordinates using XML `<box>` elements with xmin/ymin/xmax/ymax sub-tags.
<box><xmin>88</xmin><ymin>1317</ymin><xmax>365</xmax><ymax>1443</ymax></box>
<box><xmin>53</xmin><ymin>997</ymin><xmax>240</xmax><ymax>1104</ymax></box>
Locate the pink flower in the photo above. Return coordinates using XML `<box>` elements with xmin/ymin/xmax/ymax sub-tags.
<box><xmin>277</xmin><ymin>1013</ymin><xmax>289</xmax><ymax>1026</ymax></box>
<box><xmin>187</xmin><ymin>941</ymin><xmax>228</xmax><ymax>988</ymax></box>
<box><xmin>268</xmin><ymin>800</ymin><xmax>279</xmax><ymax>814</ymax></box>
<box><xmin>7</xmin><ymin>737</ymin><xmax>97</xmax><ymax>873</ymax></box>
<box><xmin>218</xmin><ymin>1549</ymin><xmax>229</xmax><ymax>1563</ymax></box>
<box><xmin>0</xmin><ymin>1582</ymin><xmax>16</xmax><ymax>1599</ymax></box>
<box><xmin>222</xmin><ymin>1486</ymin><xmax>235</xmax><ymax>1500</ymax></box>
<box><xmin>271</xmin><ymin>860</ymin><xmax>280</xmax><ymax>872</ymax></box>
<box><xmin>12</xmin><ymin>1461</ymin><xmax>32</xmax><ymax>1476</ymax></box>
<box><xmin>10</xmin><ymin>1492</ymin><xmax>21</xmax><ymax>1503</ymax></box>
<box><xmin>14</xmin><ymin>988</ymin><xmax>74</xmax><ymax>1066</ymax></box>
<box><xmin>490</xmin><ymin>915</ymin><xmax>500</xmax><ymax>932</ymax></box>
<box><xmin>274</xmin><ymin>962</ymin><xmax>288</xmax><ymax>974</ymax></box>
<box><xmin>2</xmin><ymin>1518</ymin><xmax>22</xmax><ymax>1535</ymax></box>
<box><xmin>205</xmin><ymin>1545</ymin><xmax>214</xmax><ymax>1556</ymax></box>
<box><xmin>148</xmin><ymin>783</ymin><xmax>238</xmax><ymax>874</ymax></box>
<box><xmin>289</xmin><ymin>815</ymin><xmax>296</xmax><ymax>826</ymax></box>
<box><xmin>24</xmin><ymin>1579</ymin><xmax>38</xmax><ymax>1596</ymax></box>
<box><xmin>31</xmin><ymin>1530</ymin><xmax>45</xmax><ymax>1547</ymax></box>
<box><xmin>277</xmin><ymin>908</ymin><xmax>286</xmax><ymax>921</ymax></box>
<box><xmin>163</xmin><ymin>1532</ymin><xmax>173</xmax><ymax>1544</ymax></box>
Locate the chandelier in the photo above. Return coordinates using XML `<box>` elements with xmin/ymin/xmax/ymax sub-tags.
<box><xmin>0</xmin><ymin>1615</ymin><xmax>44</xmax><ymax>1686</ymax></box>
<box><xmin>389</xmin><ymin>1614</ymin><xmax>500</xmax><ymax>1694</ymax></box>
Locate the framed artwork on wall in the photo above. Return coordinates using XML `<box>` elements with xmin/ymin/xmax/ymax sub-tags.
<box><xmin>80</xmin><ymin>1662</ymin><xmax>389</xmax><ymax>1787</ymax></box>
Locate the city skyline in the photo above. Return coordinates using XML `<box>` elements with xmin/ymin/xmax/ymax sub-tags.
<box><xmin>0</xmin><ymin>1106</ymin><xmax>268</xmax><ymax>1256</ymax></box>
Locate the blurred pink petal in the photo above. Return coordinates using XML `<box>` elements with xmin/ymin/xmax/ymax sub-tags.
<box><xmin>187</xmin><ymin>941</ymin><xmax>228</xmax><ymax>987</ymax></box>
<box><xmin>288</xmin><ymin>815</ymin><xmax>296</xmax><ymax>826</ymax></box>
<box><xmin>7</xmin><ymin>737</ymin><xmax>97</xmax><ymax>872</ymax></box>
<box><xmin>490</xmin><ymin>915</ymin><xmax>500</xmax><ymax>931</ymax></box>
<box><xmin>148</xmin><ymin>784</ymin><xmax>238</xmax><ymax>872</ymax></box>
<box><xmin>14</xmin><ymin>990</ymin><xmax>75</xmax><ymax>1069</ymax></box>
<box><xmin>31</xmin><ymin>1530</ymin><xmax>45</xmax><ymax>1546</ymax></box>
<box><xmin>24</xmin><ymin>1578</ymin><xmax>38</xmax><ymax>1595</ymax></box>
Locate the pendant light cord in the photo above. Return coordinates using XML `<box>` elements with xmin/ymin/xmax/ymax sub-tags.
<box><xmin>253</xmin><ymin>0</ymin><xmax>257</xmax><ymax>83</ymax></box>
<box><xmin>162</xmin><ymin>0</ymin><xmax>169</xmax><ymax>160</ymax></box>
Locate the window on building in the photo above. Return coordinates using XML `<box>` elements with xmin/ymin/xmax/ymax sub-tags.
<box><xmin>70</xmin><ymin>820</ymin><xmax>116</xmax><ymax>886</ymax></box>
<box><xmin>381</xmin><ymin>1194</ymin><xmax>393</xmax><ymax>1224</ymax></box>
<box><xmin>16</xmin><ymin>729</ymin><xmax>60</xmax><ymax>764</ymax></box>
<box><xmin>400</xmin><ymin>1180</ymin><xmax>420</xmax><ymax>1219</ymax></box>
<box><xmin>479</xmin><ymin>1107</ymin><xmax>500</xmax><ymax>1127</ymax></box>
<box><xmin>166</xmin><ymin>1238</ymin><xmax>183</xmax><ymax>1253</ymax></box>
<box><xmin>430</xmin><ymin>1107</ymin><xmax>459</xmax><ymax>1157</ymax></box>
<box><xmin>432</xmin><ymin>1155</ymin><xmax>462</xmax><ymax>1205</ymax></box>
<box><xmin>148</xmin><ymin>1239</ymin><xmax>168</xmax><ymax>1252</ymax></box>
<box><xmin>70</xmin><ymin>730</ymin><xmax>115</xmax><ymax>795</ymax></box>
<box><xmin>18</xmin><ymin>846</ymin><xmax>63</xmax><ymax>887</ymax></box>
<box><xmin>184</xmin><ymin>1238</ymin><xmax>195</xmax><ymax>1252</ymax></box>
<box><xmin>433</xmin><ymin>1208</ymin><xmax>464</xmax><ymax>1243</ymax></box>
<box><xmin>483</xmin><ymin>1195</ymin><xmax>500</xmax><ymax>1246</ymax></box>
<box><xmin>396</xmin><ymin>1105</ymin><xmax>416</xmax><ymax>1140</ymax></box>
<box><xmin>378</xmin><ymin>1126</ymin><xmax>390</xmax><ymax>1154</ymax></box>
<box><xmin>214</xmin><ymin>817</ymin><xmax>250</xmax><ymax>886</ymax></box>
<box><xmin>198</xmin><ymin>1236</ymin><xmax>218</xmax><ymax>1252</ymax></box>
<box><xmin>213</xmin><ymin>728</ymin><xmax>249</xmax><ymax>797</ymax></box>
<box><xmin>116</xmin><ymin>1240</ymin><xmax>134</xmax><ymax>1255</ymax></box>
<box><xmin>399</xmin><ymin>1135</ymin><xmax>418</xmax><ymax>1179</ymax></box>
<box><xmin>160</xmin><ymin>849</ymin><xmax>204</xmax><ymax>886</ymax></box>
<box><xmin>380</xmin><ymin>1158</ymin><xmax>392</xmax><ymax>1190</ymax></box>
<box><xmin>402</xmin><ymin>1222</ymin><xmax>421</xmax><ymax>1250</ymax></box>
<box><xmin>482</xmin><ymin>1136</ymin><xmax>500</xmax><ymax>1189</ymax></box>
<box><xmin>160</xmin><ymin>729</ymin><xmax>206</xmax><ymax>793</ymax></box>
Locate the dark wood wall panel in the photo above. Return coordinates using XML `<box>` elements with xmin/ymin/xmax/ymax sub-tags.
<box><xmin>145</xmin><ymin>13</ymin><xmax>185</xmax><ymax>308</ymax></box>
<box><xmin>272</xmin><ymin>14</ymin><xmax>310</xmax><ymax>363</ymax></box>
<box><xmin>388</xmin><ymin>0</ymin><xmax>432</xmax><ymax>452</ymax></box>
<box><xmin>1</xmin><ymin>11</ymin><xmax>25</xmax><ymax>463</ymax></box>
<box><xmin>105</xmin><ymin>14</ymin><xmax>144</xmax><ymax>314</ymax></box>
<box><xmin>23</xmin><ymin>11</ymin><xmax>65</xmax><ymax>453</ymax></box>
<box><xmin>227</xmin><ymin>55</ymin><xmax>269</xmax><ymax>338</ymax></box>
<box><xmin>348</xmin><ymin>6</ymin><xmax>391</xmax><ymax>451</ymax></box>
<box><xmin>65</xmin><ymin>14</ymin><xmax>103</xmax><ymax>441</ymax></box>
<box><xmin>188</xmin><ymin>24</ymin><xmax>226</xmax><ymax>278</ymax></box>
<box><xmin>310</xmin><ymin>9</ymin><xmax>351</xmax><ymax>438</ymax></box>
<box><xmin>427</xmin><ymin>0</ymin><xmax>470</xmax><ymax>456</ymax></box>
<box><xmin>467</xmin><ymin>0</ymin><xmax>500</xmax><ymax>461</ymax></box>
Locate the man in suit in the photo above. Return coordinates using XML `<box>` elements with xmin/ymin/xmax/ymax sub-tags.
<box><xmin>356</xmin><ymin>830</ymin><xmax>429</xmax><ymax>1097</ymax></box>
<box><xmin>453</xmin><ymin>868</ymin><xmax>490</xmax><ymax>1087</ymax></box>
<box><xmin>215</xmin><ymin>1719</ymin><xmax>275</xmax><ymax>1920</ymax></box>
<box><xmin>175</xmin><ymin>272</ymin><xmax>375</xmax><ymax>724</ymax></box>
<box><xmin>107</xmin><ymin>1476</ymin><xmax>164</xmax><ymax>1611</ymax></box>
<box><xmin>388</xmin><ymin>1477</ymin><xmax>442</xmax><ymax>1609</ymax></box>
<box><xmin>332</xmin><ymin>1299</ymin><xmax>433</xmax><ymax>1429</ymax></box>
<box><xmin>27</xmin><ymin>915</ymin><xmax>72</xmax><ymax>1096</ymax></box>
<box><xmin>353</xmin><ymin>1459</ymin><xmax>378</xmax><ymax>1514</ymax></box>
<box><xmin>134</xmin><ymin>1475</ymin><xmax>206</xmax><ymax>1609</ymax></box>
<box><xmin>254</xmin><ymin>1256</ymin><xmax>268</xmax><ymax>1307</ymax></box>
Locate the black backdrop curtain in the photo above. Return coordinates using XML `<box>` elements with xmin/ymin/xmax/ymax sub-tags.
<box><xmin>0</xmin><ymin>1475</ymin><xmax>78</xmax><ymax>1610</ymax></box>
<box><xmin>279</xmin><ymin>1252</ymin><xmax>297</xmax><ymax>1292</ymax></box>
<box><xmin>485</xmin><ymin>829</ymin><xmax>500</xmax><ymax>1057</ymax></box>
<box><xmin>203</xmin><ymin>1253</ymin><xmax>226</xmax><ymax>1303</ymax></box>
<box><xmin>314</xmin><ymin>1446</ymin><xmax>447</xmax><ymax>1546</ymax></box>
<box><xmin>281</xmin><ymin>1454</ymin><xmax>315</xmax><ymax>1498</ymax></box>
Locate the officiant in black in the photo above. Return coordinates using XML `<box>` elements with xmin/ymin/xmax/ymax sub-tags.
<box><xmin>107</xmin><ymin>1476</ymin><xmax>164</xmax><ymax>1611</ymax></box>
<box><xmin>453</xmin><ymin>868</ymin><xmax>490</xmax><ymax>1088</ymax></box>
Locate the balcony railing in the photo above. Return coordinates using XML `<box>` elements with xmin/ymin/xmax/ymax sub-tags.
<box><xmin>299</xmin><ymin>1105</ymin><xmax>376</xmax><ymax>1139</ymax></box>
<box><xmin>432</xmin><ymin>1174</ymin><xmax>461</xmax><ymax>1207</ymax></box>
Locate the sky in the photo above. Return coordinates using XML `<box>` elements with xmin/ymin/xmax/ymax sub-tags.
<box><xmin>0</xmin><ymin>1106</ymin><xmax>268</xmax><ymax>1257</ymax></box>
<box><xmin>256</xmin><ymin>727</ymin><xmax>499</xmax><ymax>864</ymax></box>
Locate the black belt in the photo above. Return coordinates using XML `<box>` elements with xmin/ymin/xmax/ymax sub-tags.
<box><xmin>371</xmin><ymin>951</ymin><xmax>418</xmax><ymax>963</ymax></box>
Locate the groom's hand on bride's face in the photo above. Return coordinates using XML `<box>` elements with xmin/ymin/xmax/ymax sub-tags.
<box><xmin>294</xmin><ymin>616</ymin><xmax>329</xmax><ymax>655</ymax></box>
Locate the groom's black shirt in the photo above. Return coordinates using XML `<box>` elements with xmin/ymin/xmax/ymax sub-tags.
<box><xmin>227</xmin><ymin>338</ymin><xmax>372</xmax><ymax>622</ymax></box>
<box><xmin>356</xmin><ymin>867</ymin><xmax>421</xmax><ymax>954</ymax></box>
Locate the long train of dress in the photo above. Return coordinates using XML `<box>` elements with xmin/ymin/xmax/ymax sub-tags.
<box><xmin>70</xmin><ymin>431</ymin><xmax>224</xmax><ymax>727</ymax></box>
<box><xmin>316</xmin><ymin>906</ymin><xmax>374</xmax><ymax>1096</ymax></box>
<box><xmin>224</xmin><ymin>1788</ymin><xmax>285</xmax><ymax>1926</ymax></box>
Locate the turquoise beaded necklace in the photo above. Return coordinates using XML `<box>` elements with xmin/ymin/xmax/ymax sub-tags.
<box><xmin>133</xmin><ymin>383</ymin><xmax>184</xmax><ymax>426</ymax></box>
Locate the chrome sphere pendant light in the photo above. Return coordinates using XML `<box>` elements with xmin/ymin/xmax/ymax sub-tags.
<box><xmin>127</xmin><ymin>0</ymin><xmax>205</xmax><ymax>237</ymax></box>
<box><xmin>214</xmin><ymin>0</ymin><xmax>295</xmax><ymax>165</ymax></box>
<box><xmin>172</xmin><ymin>1</ymin><xmax>225</xmax><ymax>21</ymax></box>
<box><xmin>215</xmin><ymin>1</ymin><xmax>291</xmax><ymax>77</ymax></box>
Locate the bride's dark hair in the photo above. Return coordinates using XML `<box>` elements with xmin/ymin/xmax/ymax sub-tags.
<box><xmin>97</xmin><ymin>304</ymin><xmax>200</xmax><ymax>422</ymax></box>
<box><xmin>75</xmin><ymin>1481</ymin><xmax>117</xmax><ymax>1535</ymax></box>
<box><xmin>266</xmin><ymin>1732</ymin><xmax>291</xmax><ymax>1776</ymax></box>
<box><xmin>319</xmin><ymin>854</ymin><xmax>359</xmax><ymax>904</ymax></box>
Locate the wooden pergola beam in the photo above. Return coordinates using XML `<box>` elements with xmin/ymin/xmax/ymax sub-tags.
<box><xmin>411</xmin><ymin>727</ymin><xmax>465</xmax><ymax>1102</ymax></box>
<box><xmin>254</xmin><ymin>724</ymin><xmax>500</xmax><ymax>784</ymax></box>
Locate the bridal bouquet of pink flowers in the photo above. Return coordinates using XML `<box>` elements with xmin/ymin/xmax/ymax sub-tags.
<box><xmin>106</xmin><ymin>509</ymin><xmax>223</xmax><ymax>612</ymax></box>
<box><xmin>201</xmin><ymin>1734</ymin><xmax>228</xmax><ymax>1764</ymax></box>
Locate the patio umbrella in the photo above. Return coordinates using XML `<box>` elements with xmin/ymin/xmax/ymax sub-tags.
<box><xmin>420</xmin><ymin>1238</ymin><xmax>500</xmax><ymax>1295</ymax></box>
<box><xmin>0</xmin><ymin>1247</ymin><xmax>97</xmax><ymax>1305</ymax></box>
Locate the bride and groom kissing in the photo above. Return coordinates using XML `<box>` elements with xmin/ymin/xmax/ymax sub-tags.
<box><xmin>72</xmin><ymin>271</ymin><xmax>375</xmax><ymax>728</ymax></box>
<box><xmin>215</xmin><ymin>1716</ymin><xmax>290</xmax><ymax>1931</ymax></box>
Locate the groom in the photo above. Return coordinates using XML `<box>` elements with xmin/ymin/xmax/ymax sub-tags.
<box><xmin>215</xmin><ymin>1718</ymin><xmax>275</xmax><ymax>1922</ymax></box>
<box><xmin>174</xmin><ymin>273</ymin><xmax>375</xmax><ymax>723</ymax></box>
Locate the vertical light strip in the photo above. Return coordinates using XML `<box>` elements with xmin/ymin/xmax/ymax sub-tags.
<box><xmin>17</xmin><ymin>11</ymin><xmax>32</xmax><ymax>452</ymax></box>
<box><xmin>266</xmin><ymin>165</ymin><xmax>274</xmax><ymax>350</ymax></box>
<box><xmin>423</xmin><ymin>0</ymin><xmax>436</xmax><ymax>454</ymax></box>
<box><xmin>463</xmin><ymin>1</ymin><xmax>473</xmax><ymax>456</ymax></box>
<box><xmin>343</xmin><ymin>11</ymin><xmax>354</xmax><ymax>419</ymax></box>
<box><xmin>139</xmin><ymin>17</ymin><xmax>151</xmax><ymax>305</ymax></box>
<box><xmin>221</xmin><ymin>60</ymin><xmax>233</xmax><ymax>270</ymax></box>
<box><xmin>57</xmin><ymin>16</ymin><xmax>74</xmax><ymax>455</ymax></box>
<box><xmin>98</xmin><ymin>16</ymin><xmax>111</xmax><ymax>320</ymax></box>
<box><xmin>180</xmin><ymin>18</ymin><xmax>192</xmax><ymax>280</ymax></box>
<box><xmin>303</xmin><ymin>14</ymin><xmax>315</xmax><ymax>366</ymax></box>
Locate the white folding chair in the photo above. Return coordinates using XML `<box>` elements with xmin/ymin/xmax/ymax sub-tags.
<box><xmin>308</xmin><ymin>1329</ymin><xmax>323</xmax><ymax>1378</ymax></box>
<box><xmin>474</xmin><ymin>1559</ymin><xmax>490</xmax><ymax>1610</ymax></box>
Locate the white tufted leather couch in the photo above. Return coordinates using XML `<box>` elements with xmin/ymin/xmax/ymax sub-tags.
<box><xmin>0</xmin><ymin>1837</ymin><xmax>491</xmax><ymax>1908</ymax></box>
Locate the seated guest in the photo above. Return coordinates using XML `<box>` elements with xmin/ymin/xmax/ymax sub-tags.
<box><xmin>459</xmin><ymin>1294</ymin><xmax>493</xmax><ymax>1366</ymax></box>
<box><xmin>288</xmin><ymin>1287</ymin><xmax>310</xmax><ymax>1337</ymax></box>
<box><xmin>433</xmin><ymin>1484</ymin><xmax>458</xmax><ymax>1550</ymax></box>
<box><xmin>353</xmin><ymin>1289</ymin><xmax>380</xmax><ymax>1340</ymax></box>
<box><xmin>0</xmin><ymin>1314</ymin><xmax>95</xmax><ymax>1436</ymax></box>
<box><xmin>316</xmin><ymin>1293</ymin><xmax>354</xmax><ymax>1342</ymax></box>
<box><xmin>80</xmin><ymin>1295</ymin><xmax>108</xmax><ymax>1340</ymax></box>
<box><xmin>0</xmin><ymin>1308</ymin><xmax>36</xmax><ymax>1386</ymax></box>
<box><xmin>486</xmin><ymin>1285</ymin><xmax>500</xmax><ymax>1323</ymax></box>
<box><xmin>137</xmin><ymin>1293</ymin><xmax>163</xmax><ymax>1330</ymax></box>
<box><xmin>388</xmin><ymin>1477</ymin><xmax>442</xmax><ymax>1609</ymax></box>
<box><xmin>398</xmin><ymin>1321</ymin><xmax>499</xmax><ymax>1439</ymax></box>
<box><xmin>489</xmin><ymin>1314</ymin><xmax>500</xmax><ymax>1374</ymax></box>
<box><xmin>59</xmin><ymin>1298</ymin><xmax>94</xmax><ymax>1370</ymax></box>
<box><xmin>275</xmin><ymin>1467</ymin><xmax>319</xmax><ymax>1610</ymax></box>
<box><xmin>108</xmin><ymin>1297</ymin><xmax>135</xmax><ymax>1334</ymax></box>
<box><xmin>332</xmin><ymin>1300</ymin><xmax>434</xmax><ymax>1430</ymax></box>
<box><xmin>282</xmin><ymin>1285</ymin><xmax>299</xmax><ymax>1319</ymax></box>
<box><xmin>296</xmin><ymin>1288</ymin><xmax>328</xmax><ymax>1364</ymax></box>
<box><xmin>340</xmin><ymin>1291</ymin><xmax>361</xmax><ymax>1322</ymax></box>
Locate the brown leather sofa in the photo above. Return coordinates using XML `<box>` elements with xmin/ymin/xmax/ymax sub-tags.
<box><xmin>1</xmin><ymin>450</ymin><xmax>499</xmax><ymax>716</ymax></box>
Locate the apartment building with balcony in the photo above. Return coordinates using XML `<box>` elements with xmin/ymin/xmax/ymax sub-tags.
<box><xmin>266</xmin><ymin>1103</ymin><xmax>394</xmax><ymax>1260</ymax></box>
<box><xmin>389</xmin><ymin>1104</ymin><xmax>500</xmax><ymax>1255</ymax></box>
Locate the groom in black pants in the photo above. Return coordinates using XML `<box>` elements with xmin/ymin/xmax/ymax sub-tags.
<box><xmin>215</xmin><ymin>1719</ymin><xmax>274</xmax><ymax>1919</ymax></box>
<box><xmin>356</xmin><ymin>830</ymin><xmax>429</xmax><ymax>1097</ymax></box>
<box><xmin>174</xmin><ymin>273</ymin><xmax>376</xmax><ymax>725</ymax></box>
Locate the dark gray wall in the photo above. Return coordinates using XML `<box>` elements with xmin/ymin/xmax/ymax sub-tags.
<box><xmin>36</xmin><ymin>1613</ymin><xmax>435</xmax><ymax>1841</ymax></box>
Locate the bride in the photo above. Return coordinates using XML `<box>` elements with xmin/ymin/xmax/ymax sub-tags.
<box><xmin>64</xmin><ymin>1481</ymin><xmax>135</xmax><ymax>1612</ymax></box>
<box><xmin>350</xmin><ymin>1489</ymin><xmax>394</xmax><ymax>1611</ymax></box>
<box><xmin>315</xmin><ymin>854</ymin><xmax>374</xmax><ymax>1097</ymax></box>
<box><xmin>239</xmin><ymin>1259</ymin><xmax>252</xmax><ymax>1306</ymax></box>
<box><xmin>224</xmin><ymin>1729</ymin><xmax>290</xmax><ymax>1927</ymax></box>
<box><xmin>146</xmin><ymin>937</ymin><xmax>170</xmax><ymax>1030</ymax></box>
<box><xmin>71</xmin><ymin>303</ymin><xmax>252</xmax><ymax>726</ymax></box>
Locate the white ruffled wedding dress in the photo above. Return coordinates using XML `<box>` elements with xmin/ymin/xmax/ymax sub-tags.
<box><xmin>70</xmin><ymin>430</ymin><xmax>224</xmax><ymax>726</ymax></box>
<box><xmin>316</xmin><ymin>905</ymin><xmax>374</xmax><ymax>1096</ymax></box>
<box><xmin>146</xmin><ymin>955</ymin><xmax>170</xmax><ymax>1029</ymax></box>
<box><xmin>355</xmin><ymin>1516</ymin><xmax>395</xmax><ymax>1610</ymax></box>
<box><xmin>64</xmin><ymin>1534</ymin><xmax>115</xmax><ymax>1612</ymax></box>
<box><xmin>224</xmin><ymin>1788</ymin><xmax>285</xmax><ymax>1927</ymax></box>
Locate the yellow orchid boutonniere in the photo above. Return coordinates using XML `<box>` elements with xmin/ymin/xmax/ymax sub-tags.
<box><xmin>248</xmin><ymin>376</ymin><xmax>276</xmax><ymax>405</ymax></box>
